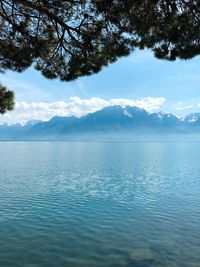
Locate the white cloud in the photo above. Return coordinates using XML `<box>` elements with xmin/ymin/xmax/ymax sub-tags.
<box><xmin>174</xmin><ymin>101</ymin><xmax>193</xmax><ymax>111</ymax></box>
<box><xmin>0</xmin><ymin>96</ymin><xmax>165</xmax><ymax>124</ymax></box>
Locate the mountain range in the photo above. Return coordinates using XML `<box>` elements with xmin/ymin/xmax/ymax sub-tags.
<box><xmin>1</xmin><ymin>105</ymin><xmax>200</xmax><ymax>141</ymax></box>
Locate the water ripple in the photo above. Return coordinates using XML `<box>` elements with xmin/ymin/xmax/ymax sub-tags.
<box><xmin>0</xmin><ymin>142</ymin><xmax>200</xmax><ymax>267</ymax></box>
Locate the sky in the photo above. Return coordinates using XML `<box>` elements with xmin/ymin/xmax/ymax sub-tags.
<box><xmin>0</xmin><ymin>49</ymin><xmax>200</xmax><ymax>124</ymax></box>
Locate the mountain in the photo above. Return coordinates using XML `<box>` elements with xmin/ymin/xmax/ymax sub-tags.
<box><xmin>1</xmin><ymin>105</ymin><xmax>200</xmax><ymax>140</ymax></box>
<box><xmin>184</xmin><ymin>113</ymin><xmax>200</xmax><ymax>123</ymax></box>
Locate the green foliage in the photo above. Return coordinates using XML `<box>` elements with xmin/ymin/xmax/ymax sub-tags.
<box><xmin>0</xmin><ymin>84</ymin><xmax>14</xmax><ymax>114</ymax></box>
<box><xmin>0</xmin><ymin>0</ymin><xmax>199</xmax><ymax>112</ymax></box>
<box><xmin>0</xmin><ymin>0</ymin><xmax>199</xmax><ymax>82</ymax></box>
<box><xmin>97</xmin><ymin>0</ymin><xmax>200</xmax><ymax>61</ymax></box>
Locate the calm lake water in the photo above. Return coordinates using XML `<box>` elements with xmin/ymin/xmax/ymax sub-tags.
<box><xmin>0</xmin><ymin>142</ymin><xmax>200</xmax><ymax>267</ymax></box>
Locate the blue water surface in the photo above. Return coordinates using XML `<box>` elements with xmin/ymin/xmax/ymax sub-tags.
<box><xmin>0</xmin><ymin>142</ymin><xmax>199</xmax><ymax>267</ymax></box>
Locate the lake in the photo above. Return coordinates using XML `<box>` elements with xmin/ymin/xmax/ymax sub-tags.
<box><xmin>0</xmin><ymin>142</ymin><xmax>199</xmax><ymax>267</ymax></box>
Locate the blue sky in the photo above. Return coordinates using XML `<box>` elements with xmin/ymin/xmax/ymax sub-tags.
<box><xmin>1</xmin><ymin>49</ymin><xmax>200</xmax><ymax>123</ymax></box>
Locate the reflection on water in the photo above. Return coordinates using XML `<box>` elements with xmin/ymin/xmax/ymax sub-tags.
<box><xmin>0</xmin><ymin>142</ymin><xmax>200</xmax><ymax>267</ymax></box>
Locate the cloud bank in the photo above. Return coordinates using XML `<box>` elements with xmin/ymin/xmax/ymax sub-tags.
<box><xmin>1</xmin><ymin>96</ymin><xmax>165</xmax><ymax>124</ymax></box>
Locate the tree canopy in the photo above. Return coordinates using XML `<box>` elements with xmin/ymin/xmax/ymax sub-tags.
<box><xmin>0</xmin><ymin>0</ymin><xmax>200</xmax><ymax>112</ymax></box>
<box><xmin>0</xmin><ymin>84</ymin><xmax>14</xmax><ymax>114</ymax></box>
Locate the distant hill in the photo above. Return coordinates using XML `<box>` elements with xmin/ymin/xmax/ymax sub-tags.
<box><xmin>1</xmin><ymin>106</ymin><xmax>200</xmax><ymax>140</ymax></box>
